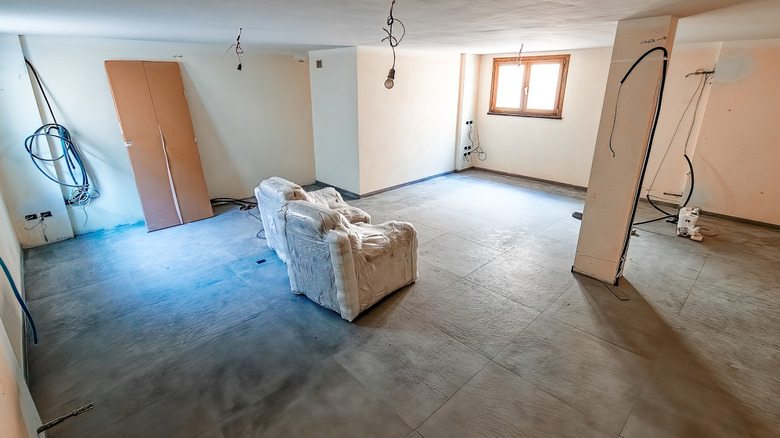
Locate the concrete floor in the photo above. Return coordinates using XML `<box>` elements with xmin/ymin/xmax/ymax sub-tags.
<box><xmin>25</xmin><ymin>170</ymin><xmax>779</xmax><ymax>437</ymax></box>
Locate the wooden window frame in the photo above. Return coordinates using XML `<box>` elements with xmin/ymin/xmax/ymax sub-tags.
<box><xmin>488</xmin><ymin>54</ymin><xmax>570</xmax><ymax>119</ymax></box>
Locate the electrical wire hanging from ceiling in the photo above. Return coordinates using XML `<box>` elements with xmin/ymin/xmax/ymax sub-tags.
<box><xmin>226</xmin><ymin>28</ymin><xmax>244</xmax><ymax>70</ymax></box>
<box><xmin>381</xmin><ymin>0</ymin><xmax>405</xmax><ymax>89</ymax></box>
<box><xmin>24</xmin><ymin>59</ymin><xmax>97</xmax><ymax>224</ymax></box>
<box><xmin>515</xmin><ymin>44</ymin><xmax>524</xmax><ymax>66</ymax></box>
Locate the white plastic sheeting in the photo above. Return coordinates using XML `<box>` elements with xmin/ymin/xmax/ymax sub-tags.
<box><xmin>254</xmin><ymin>177</ymin><xmax>370</xmax><ymax>263</ymax></box>
<box><xmin>284</xmin><ymin>200</ymin><xmax>418</xmax><ymax>322</ymax></box>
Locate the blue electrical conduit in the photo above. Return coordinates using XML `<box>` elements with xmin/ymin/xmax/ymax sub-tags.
<box><xmin>0</xmin><ymin>255</ymin><xmax>38</xmax><ymax>344</ymax></box>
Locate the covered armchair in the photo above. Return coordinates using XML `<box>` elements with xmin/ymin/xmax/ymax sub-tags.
<box><xmin>254</xmin><ymin>177</ymin><xmax>370</xmax><ymax>263</ymax></box>
<box><xmin>284</xmin><ymin>200</ymin><xmax>418</xmax><ymax>322</ymax></box>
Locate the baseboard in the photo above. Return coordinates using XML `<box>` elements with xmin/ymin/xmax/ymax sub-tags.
<box><xmin>698</xmin><ymin>210</ymin><xmax>780</xmax><ymax>230</ymax></box>
<box><xmin>637</xmin><ymin>198</ymin><xmax>780</xmax><ymax>230</ymax></box>
<box><xmin>317</xmin><ymin>170</ymin><xmax>456</xmax><ymax>199</ymax></box>
<box><xmin>465</xmin><ymin>167</ymin><xmax>588</xmax><ymax>191</ymax></box>
<box><xmin>312</xmin><ymin>181</ymin><xmax>361</xmax><ymax>200</ymax></box>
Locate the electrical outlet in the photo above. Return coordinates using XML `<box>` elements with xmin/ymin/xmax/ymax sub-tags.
<box><xmin>25</xmin><ymin>214</ymin><xmax>38</xmax><ymax>221</ymax></box>
<box><xmin>40</xmin><ymin>211</ymin><xmax>52</xmax><ymax>218</ymax></box>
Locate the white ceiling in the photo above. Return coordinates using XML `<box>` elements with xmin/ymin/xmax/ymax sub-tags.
<box><xmin>2</xmin><ymin>0</ymin><xmax>780</xmax><ymax>53</ymax></box>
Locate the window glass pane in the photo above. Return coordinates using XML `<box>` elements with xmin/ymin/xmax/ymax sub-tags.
<box><xmin>526</xmin><ymin>63</ymin><xmax>560</xmax><ymax>111</ymax></box>
<box><xmin>495</xmin><ymin>64</ymin><xmax>524</xmax><ymax>108</ymax></box>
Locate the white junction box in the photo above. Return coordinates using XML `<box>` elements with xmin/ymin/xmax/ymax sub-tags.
<box><xmin>677</xmin><ymin>207</ymin><xmax>703</xmax><ymax>241</ymax></box>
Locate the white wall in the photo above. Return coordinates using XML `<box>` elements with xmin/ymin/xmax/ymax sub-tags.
<box><xmin>690</xmin><ymin>39</ymin><xmax>780</xmax><ymax>225</ymax></box>
<box><xmin>0</xmin><ymin>183</ymin><xmax>41</xmax><ymax>437</ymax></box>
<box><xmin>455</xmin><ymin>54</ymin><xmax>481</xmax><ymax>171</ymax></box>
<box><xmin>0</xmin><ymin>34</ymin><xmax>74</xmax><ymax>248</ymax></box>
<box><xmin>356</xmin><ymin>47</ymin><xmax>461</xmax><ymax>194</ymax></box>
<box><xmin>18</xmin><ymin>35</ymin><xmax>315</xmax><ymax>235</ymax></box>
<box><xmin>308</xmin><ymin>47</ymin><xmax>360</xmax><ymax>194</ymax></box>
<box><xmin>475</xmin><ymin>48</ymin><xmax>613</xmax><ymax>187</ymax></box>
<box><xmin>0</xmin><ymin>186</ymin><xmax>24</xmax><ymax>367</ymax></box>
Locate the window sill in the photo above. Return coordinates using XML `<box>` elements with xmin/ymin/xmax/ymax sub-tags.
<box><xmin>487</xmin><ymin>111</ymin><xmax>562</xmax><ymax>120</ymax></box>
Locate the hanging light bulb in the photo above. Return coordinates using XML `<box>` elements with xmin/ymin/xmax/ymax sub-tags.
<box><xmin>384</xmin><ymin>68</ymin><xmax>395</xmax><ymax>89</ymax></box>
<box><xmin>381</xmin><ymin>0</ymin><xmax>404</xmax><ymax>89</ymax></box>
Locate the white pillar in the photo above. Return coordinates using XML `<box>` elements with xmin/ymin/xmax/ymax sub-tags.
<box><xmin>573</xmin><ymin>16</ymin><xmax>678</xmax><ymax>284</ymax></box>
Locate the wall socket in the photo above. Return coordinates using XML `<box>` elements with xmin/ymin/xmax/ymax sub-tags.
<box><xmin>40</xmin><ymin>211</ymin><xmax>52</xmax><ymax>218</ymax></box>
<box><xmin>25</xmin><ymin>214</ymin><xmax>38</xmax><ymax>221</ymax></box>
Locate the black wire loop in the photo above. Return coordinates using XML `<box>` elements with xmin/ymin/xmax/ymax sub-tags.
<box><xmin>381</xmin><ymin>0</ymin><xmax>405</xmax><ymax>69</ymax></box>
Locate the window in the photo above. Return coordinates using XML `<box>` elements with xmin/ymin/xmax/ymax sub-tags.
<box><xmin>488</xmin><ymin>55</ymin><xmax>570</xmax><ymax>118</ymax></box>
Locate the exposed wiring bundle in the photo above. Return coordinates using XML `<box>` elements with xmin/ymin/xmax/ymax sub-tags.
<box><xmin>24</xmin><ymin>59</ymin><xmax>98</xmax><ymax>224</ymax></box>
<box><xmin>463</xmin><ymin>121</ymin><xmax>487</xmax><ymax>163</ymax></box>
<box><xmin>381</xmin><ymin>0</ymin><xmax>405</xmax><ymax>89</ymax></box>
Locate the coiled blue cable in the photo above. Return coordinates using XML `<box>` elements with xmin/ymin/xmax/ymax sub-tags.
<box><xmin>0</xmin><ymin>255</ymin><xmax>38</xmax><ymax>344</ymax></box>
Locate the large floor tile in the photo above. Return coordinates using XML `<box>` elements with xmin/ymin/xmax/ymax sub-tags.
<box><xmin>494</xmin><ymin>316</ymin><xmax>652</xmax><ymax>435</ymax></box>
<box><xmin>679</xmin><ymin>286</ymin><xmax>780</xmax><ymax>350</ymax></box>
<box><xmin>333</xmin><ymin>305</ymin><xmax>488</xmax><ymax>428</ymax></box>
<box><xmin>218</xmin><ymin>358</ymin><xmax>411</xmax><ymax>438</ymax></box>
<box><xmin>502</xmin><ymin>235</ymin><xmax>577</xmax><ymax>273</ymax></box>
<box><xmin>543</xmin><ymin>276</ymin><xmax>670</xmax><ymax>360</ymax></box>
<box><xmin>418</xmin><ymin>233</ymin><xmax>503</xmax><ymax>277</ymax></box>
<box><xmin>621</xmin><ymin>260</ymin><xmax>699</xmax><ymax>315</ymax></box>
<box><xmin>418</xmin><ymin>362</ymin><xmax>609</xmax><ymax>438</ymax></box>
<box><xmin>657</xmin><ymin>314</ymin><xmax>780</xmax><ymax>434</ymax></box>
<box><xmin>398</xmin><ymin>279</ymin><xmax>539</xmax><ymax>358</ymax></box>
<box><xmin>387</xmin><ymin>260</ymin><xmax>461</xmax><ymax>310</ymax></box>
<box><xmin>466</xmin><ymin>256</ymin><xmax>574</xmax><ymax>312</ymax></box>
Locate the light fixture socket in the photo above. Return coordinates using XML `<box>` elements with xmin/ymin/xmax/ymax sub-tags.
<box><xmin>384</xmin><ymin>68</ymin><xmax>395</xmax><ymax>89</ymax></box>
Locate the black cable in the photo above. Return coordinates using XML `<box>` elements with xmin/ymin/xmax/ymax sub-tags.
<box><xmin>25</xmin><ymin>59</ymin><xmax>58</xmax><ymax>125</ymax></box>
<box><xmin>609</xmin><ymin>47</ymin><xmax>668</xmax><ymax>158</ymax></box>
<box><xmin>0</xmin><ymin>255</ymin><xmax>37</xmax><ymax>344</ymax></box>
<box><xmin>613</xmin><ymin>46</ymin><xmax>669</xmax><ymax>273</ymax></box>
<box><xmin>465</xmin><ymin>123</ymin><xmax>487</xmax><ymax>162</ymax></box>
<box><xmin>210</xmin><ymin>197</ymin><xmax>258</xmax><ymax>211</ymax></box>
<box><xmin>382</xmin><ymin>0</ymin><xmax>405</xmax><ymax>70</ymax></box>
<box><xmin>636</xmin><ymin>69</ymin><xmax>711</xmax><ymax>226</ymax></box>
<box><xmin>633</xmin><ymin>215</ymin><xmax>676</xmax><ymax>226</ymax></box>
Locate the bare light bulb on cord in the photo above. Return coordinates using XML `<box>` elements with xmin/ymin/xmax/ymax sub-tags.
<box><xmin>384</xmin><ymin>68</ymin><xmax>395</xmax><ymax>89</ymax></box>
<box><xmin>381</xmin><ymin>0</ymin><xmax>404</xmax><ymax>90</ymax></box>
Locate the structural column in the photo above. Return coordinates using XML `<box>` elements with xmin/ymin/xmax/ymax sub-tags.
<box><xmin>573</xmin><ymin>16</ymin><xmax>678</xmax><ymax>284</ymax></box>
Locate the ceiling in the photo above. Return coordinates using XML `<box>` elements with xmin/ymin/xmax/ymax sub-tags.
<box><xmin>2</xmin><ymin>0</ymin><xmax>780</xmax><ymax>54</ymax></box>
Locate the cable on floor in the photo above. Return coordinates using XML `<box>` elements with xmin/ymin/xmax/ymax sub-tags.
<box><xmin>209</xmin><ymin>197</ymin><xmax>257</xmax><ymax>211</ymax></box>
<box><xmin>210</xmin><ymin>197</ymin><xmax>265</xmax><ymax>238</ymax></box>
